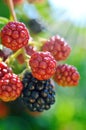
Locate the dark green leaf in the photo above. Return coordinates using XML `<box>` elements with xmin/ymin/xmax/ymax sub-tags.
<box><xmin>0</xmin><ymin>0</ymin><xmax>10</xmax><ymax>18</ymax></box>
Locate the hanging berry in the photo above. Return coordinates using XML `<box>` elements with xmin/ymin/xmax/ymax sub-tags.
<box><xmin>0</xmin><ymin>73</ymin><xmax>23</xmax><ymax>102</ymax></box>
<box><xmin>42</xmin><ymin>35</ymin><xmax>71</xmax><ymax>61</ymax></box>
<box><xmin>29</xmin><ymin>51</ymin><xmax>56</xmax><ymax>80</ymax></box>
<box><xmin>54</xmin><ymin>64</ymin><xmax>80</xmax><ymax>87</ymax></box>
<box><xmin>21</xmin><ymin>71</ymin><xmax>55</xmax><ymax>112</ymax></box>
<box><xmin>1</xmin><ymin>22</ymin><xmax>30</xmax><ymax>51</ymax></box>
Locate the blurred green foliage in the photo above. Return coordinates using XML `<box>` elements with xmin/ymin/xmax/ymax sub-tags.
<box><xmin>0</xmin><ymin>17</ymin><xmax>9</xmax><ymax>30</ymax></box>
<box><xmin>0</xmin><ymin>0</ymin><xmax>86</xmax><ymax>130</ymax></box>
<box><xmin>0</xmin><ymin>0</ymin><xmax>10</xmax><ymax>18</ymax></box>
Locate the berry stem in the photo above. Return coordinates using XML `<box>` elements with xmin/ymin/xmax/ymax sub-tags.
<box><xmin>5</xmin><ymin>48</ymin><xmax>24</xmax><ymax>64</ymax></box>
<box><xmin>7</xmin><ymin>0</ymin><xmax>17</xmax><ymax>21</ymax></box>
<box><xmin>29</xmin><ymin>41</ymin><xmax>43</xmax><ymax>51</ymax></box>
<box><xmin>5</xmin><ymin>48</ymin><xmax>31</xmax><ymax>69</ymax></box>
<box><xmin>24</xmin><ymin>53</ymin><xmax>31</xmax><ymax>69</ymax></box>
<box><xmin>0</xmin><ymin>58</ymin><xmax>3</xmax><ymax>62</ymax></box>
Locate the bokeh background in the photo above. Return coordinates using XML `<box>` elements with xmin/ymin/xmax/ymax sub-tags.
<box><xmin>0</xmin><ymin>0</ymin><xmax>86</xmax><ymax>130</ymax></box>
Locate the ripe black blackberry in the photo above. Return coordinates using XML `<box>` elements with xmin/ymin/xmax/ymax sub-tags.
<box><xmin>28</xmin><ymin>19</ymin><xmax>45</xmax><ymax>34</ymax></box>
<box><xmin>21</xmin><ymin>71</ymin><xmax>55</xmax><ymax>112</ymax></box>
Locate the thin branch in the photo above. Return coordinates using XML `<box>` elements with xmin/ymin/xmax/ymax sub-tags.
<box><xmin>7</xmin><ymin>0</ymin><xmax>17</xmax><ymax>21</ymax></box>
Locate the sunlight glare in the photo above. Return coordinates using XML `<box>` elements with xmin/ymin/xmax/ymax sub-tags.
<box><xmin>50</xmin><ymin>0</ymin><xmax>86</xmax><ymax>26</ymax></box>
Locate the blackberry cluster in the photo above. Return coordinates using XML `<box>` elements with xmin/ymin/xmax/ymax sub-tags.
<box><xmin>21</xmin><ymin>71</ymin><xmax>55</xmax><ymax>112</ymax></box>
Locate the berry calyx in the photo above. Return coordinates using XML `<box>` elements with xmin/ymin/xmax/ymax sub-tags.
<box><xmin>0</xmin><ymin>73</ymin><xmax>23</xmax><ymax>102</ymax></box>
<box><xmin>29</xmin><ymin>51</ymin><xmax>56</xmax><ymax>80</ymax></box>
<box><xmin>54</xmin><ymin>64</ymin><xmax>80</xmax><ymax>87</ymax></box>
<box><xmin>21</xmin><ymin>71</ymin><xmax>55</xmax><ymax>112</ymax></box>
<box><xmin>0</xmin><ymin>62</ymin><xmax>12</xmax><ymax>79</ymax></box>
<box><xmin>42</xmin><ymin>35</ymin><xmax>71</xmax><ymax>61</ymax></box>
<box><xmin>1</xmin><ymin>22</ymin><xmax>30</xmax><ymax>51</ymax></box>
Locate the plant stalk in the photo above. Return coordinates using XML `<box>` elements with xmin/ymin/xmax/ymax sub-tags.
<box><xmin>7</xmin><ymin>0</ymin><xmax>17</xmax><ymax>21</ymax></box>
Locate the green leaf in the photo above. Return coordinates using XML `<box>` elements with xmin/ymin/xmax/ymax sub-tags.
<box><xmin>0</xmin><ymin>0</ymin><xmax>10</xmax><ymax>18</ymax></box>
<box><xmin>0</xmin><ymin>17</ymin><xmax>9</xmax><ymax>30</ymax></box>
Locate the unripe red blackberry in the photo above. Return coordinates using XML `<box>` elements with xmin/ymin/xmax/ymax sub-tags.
<box><xmin>54</xmin><ymin>64</ymin><xmax>80</xmax><ymax>87</ymax></box>
<box><xmin>1</xmin><ymin>22</ymin><xmax>30</xmax><ymax>51</ymax></box>
<box><xmin>0</xmin><ymin>62</ymin><xmax>12</xmax><ymax>79</ymax></box>
<box><xmin>21</xmin><ymin>71</ymin><xmax>55</xmax><ymax>112</ymax></box>
<box><xmin>29</xmin><ymin>51</ymin><xmax>56</xmax><ymax>80</ymax></box>
<box><xmin>42</xmin><ymin>35</ymin><xmax>71</xmax><ymax>61</ymax></box>
<box><xmin>0</xmin><ymin>73</ymin><xmax>23</xmax><ymax>102</ymax></box>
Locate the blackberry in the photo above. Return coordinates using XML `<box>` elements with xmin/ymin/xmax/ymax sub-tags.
<box><xmin>54</xmin><ymin>64</ymin><xmax>80</xmax><ymax>87</ymax></box>
<box><xmin>0</xmin><ymin>73</ymin><xmax>23</xmax><ymax>102</ymax></box>
<box><xmin>29</xmin><ymin>51</ymin><xmax>56</xmax><ymax>80</ymax></box>
<box><xmin>28</xmin><ymin>19</ymin><xmax>45</xmax><ymax>34</ymax></box>
<box><xmin>1</xmin><ymin>21</ymin><xmax>30</xmax><ymax>51</ymax></box>
<box><xmin>42</xmin><ymin>35</ymin><xmax>71</xmax><ymax>61</ymax></box>
<box><xmin>21</xmin><ymin>71</ymin><xmax>55</xmax><ymax>112</ymax></box>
